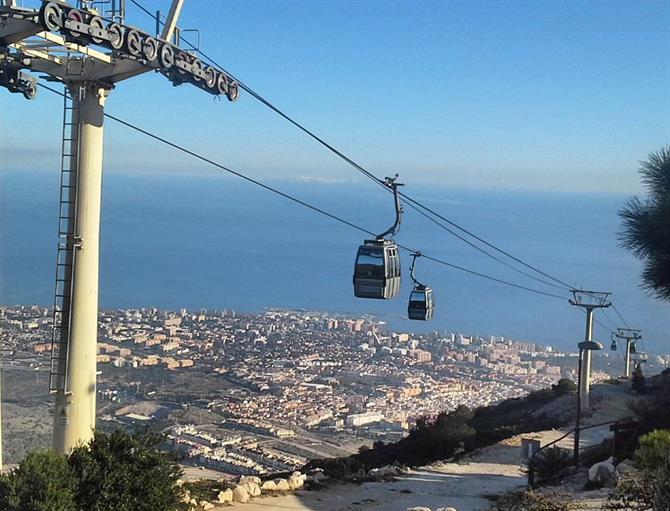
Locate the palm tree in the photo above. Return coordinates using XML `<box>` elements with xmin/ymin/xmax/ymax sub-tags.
<box><xmin>619</xmin><ymin>145</ymin><xmax>670</xmax><ymax>302</ymax></box>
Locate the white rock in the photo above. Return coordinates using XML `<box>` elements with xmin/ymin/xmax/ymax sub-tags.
<box><xmin>407</xmin><ymin>507</ymin><xmax>432</xmax><ymax>511</ymax></box>
<box><xmin>240</xmin><ymin>475</ymin><xmax>262</xmax><ymax>485</ymax></box>
<box><xmin>274</xmin><ymin>478</ymin><xmax>291</xmax><ymax>491</ymax></box>
<box><xmin>201</xmin><ymin>502</ymin><xmax>214</xmax><ymax>510</ymax></box>
<box><xmin>588</xmin><ymin>456</ymin><xmax>616</xmax><ymax>484</ymax></box>
<box><xmin>232</xmin><ymin>485</ymin><xmax>250</xmax><ymax>503</ymax></box>
<box><xmin>217</xmin><ymin>489</ymin><xmax>233</xmax><ymax>503</ymax></box>
<box><xmin>437</xmin><ymin>507</ymin><xmax>458</xmax><ymax>511</ymax></box>
<box><xmin>261</xmin><ymin>480</ymin><xmax>277</xmax><ymax>491</ymax></box>
<box><xmin>244</xmin><ymin>482</ymin><xmax>261</xmax><ymax>497</ymax></box>
<box><xmin>288</xmin><ymin>475</ymin><xmax>304</xmax><ymax>490</ymax></box>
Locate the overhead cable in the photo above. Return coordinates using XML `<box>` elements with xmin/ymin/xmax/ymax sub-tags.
<box><xmin>38</xmin><ymin>82</ymin><xmax>569</xmax><ymax>303</ymax></box>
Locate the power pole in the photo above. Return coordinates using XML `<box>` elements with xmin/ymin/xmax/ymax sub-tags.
<box><xmin>569</xmin><ymin>290</ymin><xmax>611</xmax><ymax>412</ymax></box>
<box><xmin>1</xmin><ymin>0</ymin><xmax>239</xmax><ymax>454</ymax></box>
<box><xmin>611</xmin><ymin>328</ymin><xmax>642</xmax><ymax>378</ymax></box>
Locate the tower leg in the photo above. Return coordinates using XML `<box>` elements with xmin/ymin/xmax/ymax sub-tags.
<box><xmin>624</xmin><ymin>340</ymin><xmax>632</xmax><ymax>378</ymax></box>
<box><xmin>53</xmin><ymin>83</ymin><xmax>108</xmax><ymax>454</ymax></box>
<box><xmin>579</xmin><ymin>308</ymin><xmax>594</xmax><ymax>411</ymax></box>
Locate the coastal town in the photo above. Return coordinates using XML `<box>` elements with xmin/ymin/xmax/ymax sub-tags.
<box><xmin>1</xmin><ymin>305</ymin><xmax>658</xmax><ymax>475</ymax></box>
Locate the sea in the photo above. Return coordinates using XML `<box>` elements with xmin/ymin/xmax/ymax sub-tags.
<box><xmin>1</xmin><ymin>169</ymin><xmax>668</xmax><ymax>353</ymax></box>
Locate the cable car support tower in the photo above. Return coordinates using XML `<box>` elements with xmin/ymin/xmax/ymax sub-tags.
<box><xmin>0</xmin><ymin>0</ymin><xmax>239</xmax><ymax>453</ymax></box>
<box><xmin>611</xmin><ymin>328</ymin><xmax>642</xmax><ymax>378</ymax></box>
<box><xmin>569</xmin><ymin>290</ymin><xmax>611</xmax><ymax>412</ymax></box>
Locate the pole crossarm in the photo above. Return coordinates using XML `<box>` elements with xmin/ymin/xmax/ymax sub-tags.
<box><xmin>0</xmin><ymin>0</ymin><xmax>240</xmax><ymax>100</ymax></box>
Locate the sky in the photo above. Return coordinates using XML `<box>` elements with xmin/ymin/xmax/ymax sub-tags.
<box><xmin>1</xmin><ymin>0</ymin><xmax>669</xmax><ymax>193</ymax></box>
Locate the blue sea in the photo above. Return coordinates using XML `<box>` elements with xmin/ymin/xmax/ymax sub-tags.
<box><xmin>1</xmin><ymin>169</ymin><xmax>668</xmax><ymax>353</ymax></box>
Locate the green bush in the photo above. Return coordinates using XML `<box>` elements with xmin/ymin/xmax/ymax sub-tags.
<box><xmin>0</xmin><ymin>430</ymin><xmax>185</xmax><ymax>511</ymax></box>
<box><xmin>636</xmin><ymin>429</ymin><xmax>670</xmax><ymax>471</ymax></box>
<box><xmin>0</xmin><ymin>449</ymin><xmax>77</xmax><ymax>511</ymax></box>
<box><xmin>531</xmin><ymin>447</ymin><xmax>572</xmax><ymax>486</ymax></box>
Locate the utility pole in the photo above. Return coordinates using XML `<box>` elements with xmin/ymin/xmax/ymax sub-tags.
<box><xmin>611</xmin><ymin>328</ymin><xmax>642</xmax><ymax>378</ymax></box>
<box><xmin>1</xmin><ymin>0</ymin><xmax>239</xmax><ymax>454</ymax></box>
<box><xmin>569</xmin><ymin>290</ymin><xmax>611</xmax><ymax>412</ymax></box>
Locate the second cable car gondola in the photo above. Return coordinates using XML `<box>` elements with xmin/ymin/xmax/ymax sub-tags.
<box><xmin>407</xmin><ymin>252</ymin><xmax>434</xmax><ymax>321</ymax></box>
<box><xmin>353</xmin><ymin>176</ymin><xmax>403</xmax><ymax>299</ymax></box>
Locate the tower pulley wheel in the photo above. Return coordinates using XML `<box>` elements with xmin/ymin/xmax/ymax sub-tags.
<box><xmin>204</xmin><ymin>66</ymin><xmax>217</xmax><ymax>90</ymax></box>
<box><xmin>190</xmin><ymin>58</ymin><xmax>204</xmax><ymax>82</ymax></box>
<box><xmin>226</xmin><ymin>80</ymin><xmax>240</xmax><ymax>102</ymax></box>
<box><xmin>125</xmin><ymin>29</ymin><xmax>142</xmax><ymax>57</ymax></box>
<box><xmin>107</xmin><ymin>22</ymin><xmax>124</xmax><ymax>50</ymax></box>
<box><xmin>65</xmin><ymin>9</ymin><xmax>85</xmax><ymax>40</ymax></box>
<box><xmin>216</xmin><ymin>73</ymin><xmax>229</xmax><ymax>96</ymax></box>
<box><xmin>142</xmin><ymin>36</ymin><xmax>159</xmax><ymax>62</ymax></box>
<box><xmin>159</xmin><ymin>44</ymin><xmax>175</xmax><ymax>69</ymax></box>
<box><xmin>88</xmin><ymin>16</ymin><xmax>105</xmax><ymax>45</ymax></box>
<box><xmin>39</xmin><ymin>2</ymin><xmax>64</xmax><ymax>32</ymax></box>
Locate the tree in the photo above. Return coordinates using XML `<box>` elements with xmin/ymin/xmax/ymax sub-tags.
<box><xmin>0</xmin><ymin>449</ymin><xmax>77</xmax><ymax>511</ymax></box>
<box><xmin>0</xmin><ymin>430</ymin><xmax>185</xmax><ymax>511</ymax></box>
<box><xmin>619</xmin><ymin>145</ymin><xmax>670</xmax><ymax>301</ymax></box>
<box><xmin>69</xmin><ymin>429</ymin><xmax>185</xmax><ymax>511</ymax></box>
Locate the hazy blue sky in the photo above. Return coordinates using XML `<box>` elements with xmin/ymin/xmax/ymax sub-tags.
<box><xmin>1</xmin><ymin>0</ymin><xmax>669</xmax><ymax>192</ymax></box>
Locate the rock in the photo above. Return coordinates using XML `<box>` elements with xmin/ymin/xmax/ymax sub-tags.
<box><xmin>217</xmin><ymin>489</ymin><xmax>233</xmax><ymax>503</ymax></box>
<box><xmin>288</xmin><ymin>475</ymin><xmax>304</xmax><ymax>490</ymax></box>
<box><xmin>242</xmin><ymin>481</ymin><xmax>261</xmax><ymax>497</ymax></box>
<box><xmin>261</xmin><ymin>480</ymin><xmax>277</xmax><ymax>491</ymax></box>
<box><xmin>240</xmin><ymin>475</ymin><xmax>262</xmax><ymax>485</ymax></box>
<box><xmin>588</xmin><ymin>456</ymin><xmax>616</xmax><ymax>484</ymax></box>
<box><xmin>274</xmin><ymin>478</ymin><xmax>291</xmax><ymax>491</ymax></box>
<box><xmin>407</xmin><ymin>507</ymin><xmax>432</xmax><ymax>511</ymax></box>
<box><xmin>372</xmin><ymin>465</ymin><xmax>400</xmax><ymax>480</ymax></box>
<box><xmin>307</xmin><ymin>470</ymin><xmax>328</xmax><ymax>483</ymax></box>
<box><xmin>201</xmin><ymin>502</ymin><xmax>214</xmax><ymax>510</ymax></box>
<box><xmin>615</xmin><ymin>459</ymin><xmax>640</xmax><ymax>480</ymax></box>
<box><xmin>232</xmin><ymin>485</ymin><xmax>250</xmax><ymax>503</ymax></box>
<box><xmin>189</xmin><ymin>498</ymin><xmax>198</xmax><ymax>506</ymax></box>
<box><xmin>437</xmin><ymin>508</ymin><xmax>458</xmax><ymax>511</ymax></box>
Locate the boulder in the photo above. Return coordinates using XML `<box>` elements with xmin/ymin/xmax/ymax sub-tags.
<box><xmin>589</xmin><ymin>456</ymin><xmax>616</xmax><ymax>486</ymax></box>
<box><xmin>243</xmin><ymin>481</ymin><xmax>261</xmax><ymax>497</ymax></box>
<box><xmin>201</xmin><ymin>502</ymin><xmax>214</xmax><ymax>510</ymax></box>
<box><xmin>288</xmin><ymin>475</ymin><xmax>304</xmax><ymax>490</ymax></box>
<box><xmin>615</xmin><ymin>459</ymin><xmax>640</xmax><ymax>480</ymax></box>
<box><xmin>307</xmin><ymin>470</ymin><xmax>328</xmax><ymax>484</ymax></box>
<box><xmin>261</xmin><ymin>479</ymin><xmax>277</xmax><ymax>491</ymax></box>
<box><xmin>217</xmin><ymin>489</ymin><xmax>233</xmax><ymax>504</ymax></box>
<box><xmin>240</xmin><ymin>475</ymin><xmax>262</xmax><ymax>485</ymax></box>
<box><xmin>274</xmin><ymin>478</ymin><xmax>291</xmax><ymax>491</ymax></box>
<box><xmin>232</xmin><ymin>485</ymin><xmax>250</xmax><ymax>503</ymax></box>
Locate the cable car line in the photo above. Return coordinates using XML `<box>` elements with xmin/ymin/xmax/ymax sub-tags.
<box><xmin>612</xmin><ymin>304</ymin><xmax>631</xmax><ymax>329</ymax></box>
<box><xmin>39</xmin><ymin>82</ymin><xmax>571</xmax><ymax>304</ymax></box>
<box><xmin>162</xmin><ymin>28</ymin><xmax>576</xmax><ymax>293</ymax></box>
<box><xmin>403</xmin><ymin>198</ymin><xmax>567</xmax><ymax>290</ymax></box>
<box><xmin>126</xmin><ymin>0</ymin><xmax>637</xmax><ymax>327</ymax></box>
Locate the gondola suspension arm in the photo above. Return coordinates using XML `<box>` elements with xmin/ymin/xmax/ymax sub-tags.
<box><xmin>376</xmin><ymin>175</ymin><xmax>404</xmax><ymax>239</ymax></box>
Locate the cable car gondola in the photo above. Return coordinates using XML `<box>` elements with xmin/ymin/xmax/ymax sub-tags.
<box><xmin>353</xmin><ymin>176</ymin><xmax>403</xmax><ymax>299</ymax></box>
<box><xmin>610</xmin><ymin>332</ymin><xmax>617</xmax><ymax>351</ymax></box>
<box><xmin>407</xmin><ymin>252</ymin><xmax>434</xmax><ymax>321</ymax></box>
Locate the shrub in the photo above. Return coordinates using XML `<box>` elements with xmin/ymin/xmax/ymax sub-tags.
<box><xmin>636</xmin><ymin>429</ymin><xmax>670</xmax><ymax>471</ymax></box>
<box><xmin>492</xmin><ymin>490</ymin><xmax>572</xmax><ymax>511</ymax></box>
<box><xmin>0</xmin><ymin>449</ymin><xmax>77</xmax><ymax>511</ymax></box>
<box><xmin>69</xmin><ymin>429</ymin><xmax>185</xmax><ymax>511</ymax></box>
<box><xmin>552</xmin><ymin>379</ymin><xmax>577</xmax><ymax>397</ymax></box>
<box><xmin>531</xmin><ymin>447</ymin><xmax>572</xmax><ymax>486</ymax></box>
<box><xmin>0</xmin><ymin>430</ymin><xmax>185</xmax><ymax>511</ymax></box>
